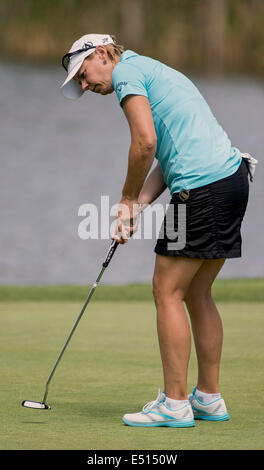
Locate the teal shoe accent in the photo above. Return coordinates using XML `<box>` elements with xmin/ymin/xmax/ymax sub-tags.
<box><xmin>122</xmin><ymin>417</ymin><xmax>195</xmax><ymax>428</ymax></box>
<box><xmin>193</xmin><ymin>412</ymin><xmax>230</xmax><ymax>422</ymax></box>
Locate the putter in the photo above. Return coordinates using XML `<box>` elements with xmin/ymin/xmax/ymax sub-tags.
<box><xmin>22</xmin><ymin>239</ymin><xmax>119</xmax><ymax>410</ymax></box>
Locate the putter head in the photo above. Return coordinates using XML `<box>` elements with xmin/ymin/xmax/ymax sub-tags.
<box><xmin>22</xmin><ymin>400</ymin><xmax>50</xmax><ymax>410</ymax></box>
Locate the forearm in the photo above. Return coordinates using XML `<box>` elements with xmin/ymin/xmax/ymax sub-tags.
<box><xmin>138</xmin><ymin>162</ymin><xmax>167</xmax><ymax>205</ymax></box>
<box><xmin>121</xmin><ymin>142</ymin><xmax>156</xmax><ymax>201</ymax></box>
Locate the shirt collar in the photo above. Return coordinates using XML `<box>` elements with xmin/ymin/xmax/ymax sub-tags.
<box><xmin>120</xmin><ymin>50</ymin><xmax>139</xmax><ymax>62</ymax></box>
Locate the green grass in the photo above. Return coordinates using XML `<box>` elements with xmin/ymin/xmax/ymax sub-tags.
<box><xmin>1</xmin><ymin>295</ymin><xmax>263</xmax><ymax>450</ymax></box>
<box><xmin>1</xmin><ymin>278</ymin><xmax>264</xmax><ymax>302</ymax></box>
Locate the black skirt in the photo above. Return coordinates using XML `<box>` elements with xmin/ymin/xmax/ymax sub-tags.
<box><xmin>154</xmin><ymin>159</ymin><xmax>249</xmax><ymax>259</ymax></box>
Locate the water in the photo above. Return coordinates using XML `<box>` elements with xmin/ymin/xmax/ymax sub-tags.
<box><xmin>1</xmin><ymin>60</ymin><xmax>263</xmax><ymax>285</ymax></box>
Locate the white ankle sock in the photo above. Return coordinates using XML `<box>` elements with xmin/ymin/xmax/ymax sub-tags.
<box><xmin>165</xmin><ymin>397</ymin><xmax>189</xmax><ymax>410</ymax></box>
<box><xmin>196</xmin><ymin>388</ymin><xmax>221</xmax><ymax>404</ymax></box>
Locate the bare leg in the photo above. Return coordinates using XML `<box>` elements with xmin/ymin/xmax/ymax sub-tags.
<box><xmin>184</xmin><ymin>258</ymin><xmax>226</xmax><ymax>393</ymax></box>
<box><xmin>152</xmin><ymin>254</ymin><xmax>203</xmax><ymax>400</ymax></box>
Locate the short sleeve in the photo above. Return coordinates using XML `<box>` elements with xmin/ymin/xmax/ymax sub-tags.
<box><xmin>112</xmin><ymin>63</ymin><xmax>148</xmax><ymax>106</ymax></box>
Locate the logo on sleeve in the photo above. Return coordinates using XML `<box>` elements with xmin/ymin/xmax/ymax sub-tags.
<box><xmin>116</xmin><ymin>81</ymin><xmax>128</xmax><ymax>92</ymax></box>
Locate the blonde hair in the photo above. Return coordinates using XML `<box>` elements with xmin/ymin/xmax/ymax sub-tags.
<box><xmin>106</xmin><ymin>35</ymin><xmax>125</xmax><ymax>61</ymax></box>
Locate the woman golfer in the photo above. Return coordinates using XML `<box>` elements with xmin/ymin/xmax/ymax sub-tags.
<box><xmin>61</xmin><ymin>34</ymin><xmax>251</xmax><ymax>427</ymax></box>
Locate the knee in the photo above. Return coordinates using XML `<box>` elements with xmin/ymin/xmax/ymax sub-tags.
<box><xmin>152</xmin><ymin>282</ymin><xmax>162</xmax><ymax>305</ymax></box>
<box><xmin>152</xmin><ymin>275</ymin><xmax>186</xmax><ymax>306</ymax></box>
<box><xmin>184</xmin><ymin>285</ymin><xmax>212</xmax><ymax>306</ymax></box>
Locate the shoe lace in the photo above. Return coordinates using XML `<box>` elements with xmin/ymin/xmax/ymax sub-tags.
<box><xmin>142</xmin><ymin>391</ymin><xmax>164</xmax><ymax>414</ymax></box>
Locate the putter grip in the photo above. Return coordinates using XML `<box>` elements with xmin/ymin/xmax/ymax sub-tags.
<box><xmin>102</xmin><ymin>240</ymin><xmax>119</xmax><ymax>267</ymax></box>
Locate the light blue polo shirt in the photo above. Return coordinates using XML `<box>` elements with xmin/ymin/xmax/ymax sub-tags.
<box><xmin>112</xmin><ymin>50</ymin><xmax>242</xmax><ymax>195</ymax></box>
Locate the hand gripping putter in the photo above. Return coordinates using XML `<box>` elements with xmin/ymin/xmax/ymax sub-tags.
<box><xmin>22</xmin><ymin>240</ymin><xmax>118</xmax><ymax>410</ymax></box>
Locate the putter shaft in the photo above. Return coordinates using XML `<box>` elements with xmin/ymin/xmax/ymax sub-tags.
<box><xmin>41</xmin><ymin>240</ymin><xmax>118</xmax><ymax>405</ymax></box>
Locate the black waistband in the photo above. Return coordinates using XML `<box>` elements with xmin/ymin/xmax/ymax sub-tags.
<box><xmin>172</xmin><ymin>160</ymin><xmax>246</xmax><ymax>202</ymax></box>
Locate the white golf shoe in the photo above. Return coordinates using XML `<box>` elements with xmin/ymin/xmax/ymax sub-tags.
<box><xmin>122</xmin><ymin>389</ymin><xmax>195</xmax><ymax>427</ymax></box>
<box><xmin>188</xmin><ymin>387</ymin><xmax>230</xmax><ymax>421</ymax></box>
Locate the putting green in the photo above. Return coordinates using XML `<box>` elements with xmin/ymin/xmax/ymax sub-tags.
<box><xmin>1</xmin><ymin>299</ymin><xmax>263</xmax><ymax>450</ymax></box>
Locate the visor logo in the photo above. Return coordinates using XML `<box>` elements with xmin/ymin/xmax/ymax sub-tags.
<box><xmin>83</xmin><ymin>42</ymin><xmax>93</xmax><ymax>49</ymax></box>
